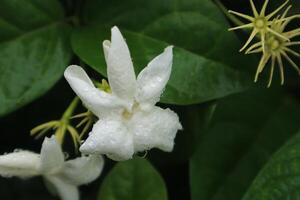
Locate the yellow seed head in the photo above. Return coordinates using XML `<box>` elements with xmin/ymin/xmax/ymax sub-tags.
<box><xmin>228</xmin><ymin>0</ymin><xmax>300</xmax><ymax>86</ymax></box>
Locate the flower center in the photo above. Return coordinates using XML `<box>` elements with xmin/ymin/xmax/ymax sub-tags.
<box><xmin>271</xmin><ymin>39</ymin><xmax>280</xmax><ymax>50</ymax></box>
<box><xmin>266</xmin><ymin>36</ymin><xmax>282</xmax><ymax>53</ymax></box>
<box><xmin>122</xmin><ymin>102</ymin><xmax>139</xmax><ymax>120</ymax></box>
<box><xmin>254</xmin><ymin>18</ymin><xmax>267</xmax><ymax>30</ymax></box>
<box><xmin>122</xmin><ymin>109</ymin><xmax>133</xmax><ymax>120</ymax></box>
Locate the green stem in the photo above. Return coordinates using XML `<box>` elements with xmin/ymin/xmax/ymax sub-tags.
<box><xmin>55</xmin><ymin>97</ymin><xmax>80</xmax><ymax>145</ymax></box>
<box><xmin>62</xmin><ymin>97</ymin><xmax>80</xmax><ymax>121</ymax></box>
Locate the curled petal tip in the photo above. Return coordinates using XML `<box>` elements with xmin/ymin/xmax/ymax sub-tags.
<box><xmin>48</xmin><ymin>135</ymin><xmax>56</xmax><ymax>140</ymax></box>
<box><xmin>111</xmin><ymin>25</ymin><xmax>119</xmax><ymax>31</ymax></box>
<box><xmin>65</xmin><ymin>65</ymin><xmax>82</xmax><ymax>71</ymax></box>
<box><xmin>43</xmin><ymin>135</ymin><xmax>57</xmax><ymax>145</ymax></box>
<box><xmin>64</xmin><ymin>65</ymin><xmax>83</xmax><ymax>78</ymax></box>
<box><xmin>103</xmin><ymin>40</ymin><xmax>111</xmax><ymax>60</ymax></box>
<box><xmin>103</xmin><ymin>40</ymin><xmax>111</xmax><ymax>47</ymax></box>
<box><xmin>164</xmin><ymin>46</ymin><xmax>173</xmax><ymax>54</ymax></box>
<box><xmin>166</xmin><ymin>45</ymin><xmax>173</xmax><ymax>51</ymax></box>
<box><xmin>111</xmin><ymin>26</ymin><xmax>122</xmax><ymax>36</ymax></box>
<box><xmin>79</xmin><ymin>142</ymin><xmax>93</xmax><ymax>154</ymax></box>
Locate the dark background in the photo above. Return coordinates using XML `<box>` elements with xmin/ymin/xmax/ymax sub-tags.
<box><xmin>0</xmin><ymin>0</ymin><xmax>299</xmax><ymax>200</ymax></box>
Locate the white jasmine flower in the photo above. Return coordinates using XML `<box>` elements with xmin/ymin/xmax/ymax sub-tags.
<box><xmin>64</xmin><ymin>26</ymin><xmax>182</xmax><ymax>161</ymax></box>
<box><xmin>0</xmin><ymin>136</ymin><xmax>104</xmax><ymax>200</ymax></box>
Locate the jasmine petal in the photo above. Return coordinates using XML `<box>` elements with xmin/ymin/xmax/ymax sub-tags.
<box><xmin>130</xmin><ymin>107</ymin><xmax>182</xmax><ymax>152</ymax></box>
<box><xmin>136</xmin><ymin>46</ymin><xmax>173</xmax><ymax>107</ymax></box>
<box><xmin>46</xmin><ymin>176</ymin><xmax>79</xmax><ymax>200</ymax></box>
<box><xmin>64</xmin><ymin>65</ymin><xmax>128</xmax><ymax>118</ymax></box>
<box><xmin>61</xmin><ymin>155</ymin><xmax>104</xmax><ymax>185</ymax></box>
<box><xmin>80</xmin><ymin>119</ymin><xmax>134</xmax><ymax>161</ymax></box>
<box><xmin>0</xmin><ymin>151</ymin><xmax>40</xmax><ymax>178</ymax></box>
<box><xmin>106</xmin><ymin>26</ymin><xmax>137</xmax><ymax>101</ymax></box>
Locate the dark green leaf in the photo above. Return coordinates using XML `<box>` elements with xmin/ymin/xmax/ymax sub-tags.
<box><xmin>71</xmin><ymin>0</ymin><xmax>256</xmax><ymax>105</ymax></box>
<box><xmin>243</xmin><ymin>130</ymin><xmax>300</xmax><ymax>199</ymax></box>
<box><xmin>98</xmin><ymin>158</ymin><xmax>167</xmax><ymax>200</ymax></box>
<box><xmin>0</xmin><ymin>0</ymin><xmax>72</xmax><ymax>116</ymax></box>
<box><xmin>190</xmin><ymin>88</ymin><xmax>300</xmax><ymax>200</ymax></box>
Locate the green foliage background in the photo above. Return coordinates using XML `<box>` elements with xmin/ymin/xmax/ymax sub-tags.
<box><xmin>0</xmin><ymin>0</ymin><xmax>299</xmax><ymax>199</ymax></box>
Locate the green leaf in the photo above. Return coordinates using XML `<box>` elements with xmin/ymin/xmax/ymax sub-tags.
<box><xmin>98</xmin><ymin>158</ymin><xmax>167</xmax><ymax>200</ymax></box>
<box><xmin>190</xmin><ymin>88</ymin><xmax>300</xmax><ymax>200</ymax></box>
<box><xmin>71</xmin><ymin>0</ymin><xmax>256</xmax><ymax>105</ymax></box>
<box><xmin>243</xmin><ymin>130</ymin><xmax>300</xmax><ymax>200</ymax></box>
<box><xmin>0</xmin><ymin>0</ymin><xmax>72</xmax><ymax>116</ymax></box>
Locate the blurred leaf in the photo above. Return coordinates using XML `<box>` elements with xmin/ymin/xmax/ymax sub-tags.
<box><xmin>71</xmin><ymin>0</ymin><xmax>256</xmax><ymax>105</ymax></box>
<box><xmin>190</xmin><ymin>88</ymin><xmax>300</xmax><ymax>200</ymax></box>
<box><xmin>242</xmin><ymin>130</ymin><xmax>300</xmax><ymax>199</ymax></box>
<box><xmin>98</xmin><ymin>158</ymin><xmax>167</xmax><ymax>200</ymax></box>
<box><xmin>0</xmin><ymin>0</ymin><xmax>72</xmax><ymax>116</ymax></box>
